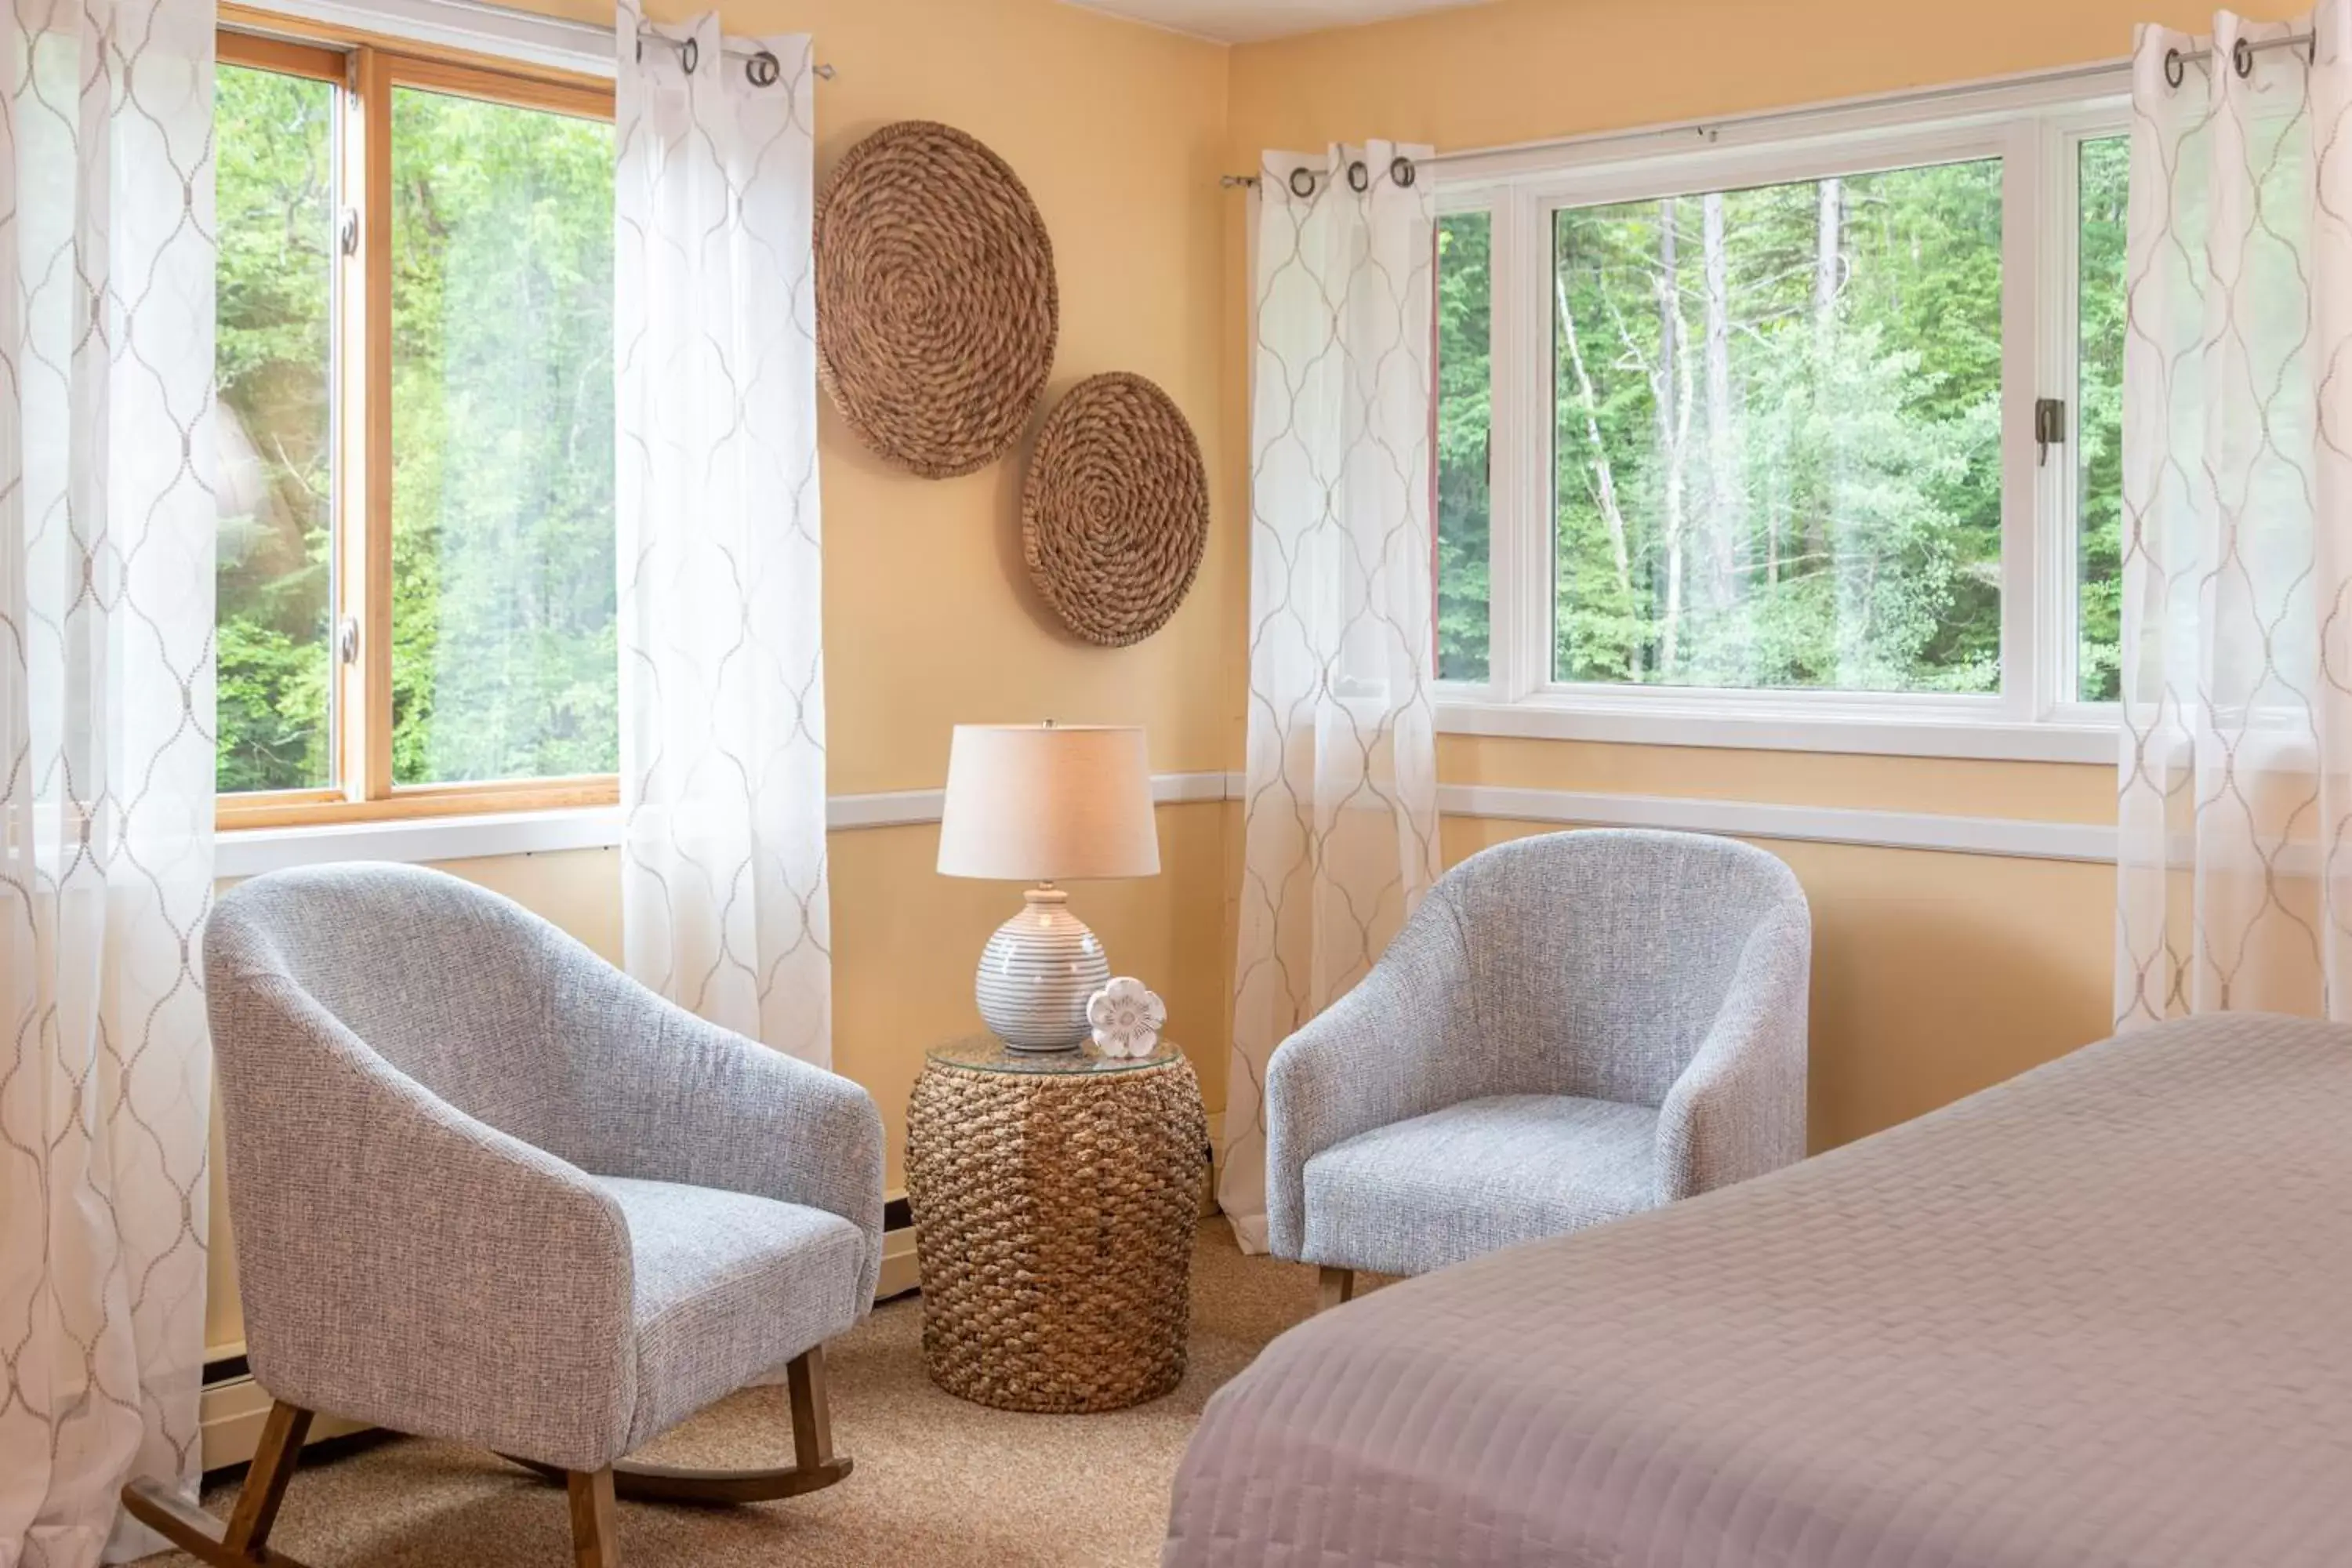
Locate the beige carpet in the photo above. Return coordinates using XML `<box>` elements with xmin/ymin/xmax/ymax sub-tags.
<box><xmin>169</xmin><ymin>1221</ymin><xmax>1318</xmax><ymax>1567</ymax></box>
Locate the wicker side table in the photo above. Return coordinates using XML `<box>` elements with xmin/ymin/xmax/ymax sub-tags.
<box><xmin>905</xmin><ymin>1036</ymin><xmax>1207</xmax><ymax>1413</ymax></box>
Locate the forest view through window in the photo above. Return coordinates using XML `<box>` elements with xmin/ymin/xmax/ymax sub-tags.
<box><xmin>1436</xmin><ymin>131</ymin><xmax>2134</xmax><ymax>714</ymax></box>
<box><xmin>2078</xmin><ymin>135</ymin><xmax>2129</xmax><ymax>702</ymax></box>
<box><xmin>1436</xmin><ymin>211</ymin><xmax>1493</xmax><ymax>682</ymax></box>
<box><xmin>214</xmin><ymin>40</ymin><xmax>616</xmax><ymax>807</ymax></box>
<box><xmin>388</xmin><ymin>86</ymin><xmax>615</xmax><ymax>786</ymax></box>
<box><xmin>1553</xmin><ymin>159</ymin><xmax>2005</xmax><ymax>694</ymax></box>
<box><xmin>217</xmin><ymin>61</ymin><xmax>336</xmax><ymax>793</ymax></box>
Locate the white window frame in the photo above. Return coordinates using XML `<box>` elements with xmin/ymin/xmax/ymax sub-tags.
<box><xmin>1432</xmin><ymin>67</ymin><xmax>2132</xmax><ymax>764</ymax></box>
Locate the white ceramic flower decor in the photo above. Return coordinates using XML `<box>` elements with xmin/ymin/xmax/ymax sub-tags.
<box><xmin>1087</xmin><ymin>977</ymin><xmax>1166</xmax><ymax>1058</ymax></box>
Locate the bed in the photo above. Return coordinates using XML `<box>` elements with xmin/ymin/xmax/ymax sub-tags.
<box><xmin>1163</xmin><ymin>1013</ymin><xmax>2352</xmax><ymax>1567</ymax></box>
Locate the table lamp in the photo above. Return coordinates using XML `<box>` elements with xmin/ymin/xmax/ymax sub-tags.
<box><xmin>937</xmin><ymin>723</ymin><xmax>1161</xmax><ymax>1050</ymax></box>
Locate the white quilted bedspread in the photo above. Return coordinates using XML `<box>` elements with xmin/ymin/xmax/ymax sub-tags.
<box><xmin>1163</xmin><ymin>1014</ymin><xmax>2352</xmax><ymax>1567</ymax></box>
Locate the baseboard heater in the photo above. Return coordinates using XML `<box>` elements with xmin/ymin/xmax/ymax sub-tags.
<box><xmin>198</xmin><ymin>1199</ymin><xmax>924</xmax><ymax>1475</ymax></box>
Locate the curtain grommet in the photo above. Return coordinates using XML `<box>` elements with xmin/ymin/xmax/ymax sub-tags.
<box><xmin>1288</xmin><ymin>166</ymin><xmax>1316</xmax><ymax>199</ymax></box>
<box><xmin>2165</xmin><ymin>46</ymin><xmax>2185</xmax><ymax>88</ymax></box>
<box><xmin>1391</xmin><ymin>155</ymin><xmax>1417</xmax><ymax>188</ymax></box>
<box><xmin>1347</xmin><ymin>159</ymin><xmax>1370</xmax><ymax>193</ymax></box>
<box><xmin>679</xmin><ymin>34</ymin><xmax>699</xmax><ymax>74</ymax></box>
<box><xmin>2233</xmin><ymin>35</ymin><xmax>2255</xmax><ymax>76</ymax></box>
<box><xmin>746</xmin><ymin>49</ymin><xmax>780</xmax><ymax>87</ymax></box>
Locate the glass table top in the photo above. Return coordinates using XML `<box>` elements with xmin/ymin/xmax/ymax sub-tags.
<box><xmin>928</xmin><ymin>1034</ymin><xmax>1181</xmax><ymax>1076</ymax></box>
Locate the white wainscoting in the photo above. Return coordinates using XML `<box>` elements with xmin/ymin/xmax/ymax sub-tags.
<box><xmin>876</xmin><ymin>1201</ymin><xmax>921</xmax><ymax>1303</ymax></box>
<box><xmin>198</xmin><ymin>1376</ymin><xmax>370</xmax><ymax>1475</ymax></box>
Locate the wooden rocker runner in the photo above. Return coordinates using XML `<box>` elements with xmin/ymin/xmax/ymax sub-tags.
<box><xmin>152</xmin><ymin>865</ymin><xmax>894</xmax><ymax>1566</ymax></box>
<box><xmin>122</xmin><ymin>1347</ymin><xmax>852</xmax><ymax>1568</ymax></box>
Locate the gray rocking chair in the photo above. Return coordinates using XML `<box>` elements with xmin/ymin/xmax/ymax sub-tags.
<box><xmin>125</xmin><ymin>864</ymin><xmax>884</xmax><ymax>1568</ymax></box>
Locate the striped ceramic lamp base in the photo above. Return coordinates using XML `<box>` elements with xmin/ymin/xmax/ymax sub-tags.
<box><xmin>975</xmin><ymin>886</ymin><xmax>1110</xmax><ymax>1051</ymax></box>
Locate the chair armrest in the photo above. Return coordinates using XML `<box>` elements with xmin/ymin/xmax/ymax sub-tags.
<box><xmin>1264</xmin><ymin>893</ymin><xmax>1476</xmax><ymax>1260</ymax></box>
<box><xmin>1654</xmin><ymin>900</ymin><xmax>1810</xmax><ymax>1203</ymax></box>
<box><xmin>552</xmin><ymin>966</ymin><xmax>888</xmax><ymax>1305</ymax></box>
<box><xmin>214</xmin><ymin>974</ymin><xmax>639</xmax><ymax>1473</ymax></box>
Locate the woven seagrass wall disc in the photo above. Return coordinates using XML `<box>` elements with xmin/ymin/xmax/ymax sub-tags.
<box><xmin>815</xmin><ymin>121</ymin><xmax>1059</xmax><ymax>479</ymax></box>
<box><xmin>1022</xmin><ymin>372</ymin><xmax>1208</xmax><ymax>648</ymax></box>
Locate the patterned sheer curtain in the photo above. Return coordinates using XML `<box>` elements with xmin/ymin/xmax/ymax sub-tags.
<box><xmin>2117</xmin><ymin>4</ymin><xmax>2352</xmax><ymax>1024</ymax></box>
<box><xmin>1221</xmin><ymin>143</ymin><xmax>1442</xmax><ymax>1251</ymax></box>
<box><xmin>616</xmin><ymin>7</ymin><xmax>831</xmax><ymax>1065</ymax></box>
<box><xmin>0</xmin><ymin>0</ymin><xmax>217</xmax><ymax>1560</ymax></box>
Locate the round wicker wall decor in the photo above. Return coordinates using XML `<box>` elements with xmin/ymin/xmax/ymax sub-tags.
<box><xmin>815</xmin><ymin>121</ymin><xmax>1058</xmax><ymax>479</ymax></box>
<box><xmin>1022</xmin><ymin>373</ymin><xmax>1208</xmax><ymax>647</ymax></box>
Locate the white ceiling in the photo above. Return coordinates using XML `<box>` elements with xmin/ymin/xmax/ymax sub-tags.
<box><xmin>1065</xmin><ymin>0</ymin><xmax>1491</xmax><ymax>44</ymax></box>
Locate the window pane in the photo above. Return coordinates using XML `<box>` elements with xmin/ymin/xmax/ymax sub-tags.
<box><xmin>1436</xmin><ymin>211</ymin><xmax>1492</xmax><ymax>681</ymax></box>
<box><xmin>1552</xmin><ymin>160</ymin><xmax>2004</xmax><ymax>692</ymax></box>
<box><xmin>216</xmin><ymin>64</ymin><xmax>336</xmax><ymax>793</ymax></box>
<box><xmin>390</xmin><ymin>87</ymin><xmax>615</xmax><ymax>785</ymax></box>
<box><xmin>2078</xmin><ymin>136</ymin><xmax>2129</xmax><ymax>702</ymax></box>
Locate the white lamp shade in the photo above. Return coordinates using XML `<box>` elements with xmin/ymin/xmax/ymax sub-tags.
<box><xmin>936</xmin><ymin>724</ymin><xmax>1161</xmax><ymax>881</ymax></box>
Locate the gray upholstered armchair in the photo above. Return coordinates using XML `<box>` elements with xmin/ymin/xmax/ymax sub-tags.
<box><xmin>1265</xmin><ymin>829</ymin><xmax>1809</xmax><ymax>1305</ymax></box>
<box><xmin>125</xmin><ymin>864</ymin><xmax>884</xmax><ymax>1568</ymax></box>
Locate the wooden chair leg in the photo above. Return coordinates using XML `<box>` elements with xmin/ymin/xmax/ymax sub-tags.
<box><xmin>122</xmin><ymin>1398</ymin><xmax>314</xmax><ymax>1566</ymax></box>
<box><xmin>503</xmin><ymin>1343</ymin><xmax>852</xmax><ymax>1506</ymax></box>
<box><xmin>786</xmin><ymin>1344</ymin><xmax>835</xmax><ymax>1471</ymax></box>
<box><xmin>568</xmin><ymin>1467</ymin><xmax>619</xmax><ymax>1568</ymax></box>
<box><xmin>224</xmin><ymin>1402</ymin><xmax>314</xmax><ymax>1555</ymax></box>
<box><xmin>1318</xmin><ymin>1265</ymin><xmax>1356</xmax><ymax>1312</ymax></box>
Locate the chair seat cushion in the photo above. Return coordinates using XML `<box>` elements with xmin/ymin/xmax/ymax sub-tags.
<box><xmin>1301</xmin><ymin>1094</ymin><xmax>1659</xmax><ymax>1277</ymax></box>
<box><xmin>594</xmin><ymin>1175</ymin><xmax>867</xmax><ymax>1450</ymax></box>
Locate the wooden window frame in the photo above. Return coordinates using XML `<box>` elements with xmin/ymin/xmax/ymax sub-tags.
<box><xmin>216</xmin><ymin>13</ymin><xmax>619</xmax><ymax>833</ymax></box>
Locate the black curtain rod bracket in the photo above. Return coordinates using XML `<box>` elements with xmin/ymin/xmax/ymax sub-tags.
<box><xmin>634</xmin><ymin>25</ymin><xmax>836</xmax><ymax>85</ymax></box>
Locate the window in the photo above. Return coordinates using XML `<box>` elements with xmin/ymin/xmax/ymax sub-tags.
<box><xmin>215</xmin><ymin>29</ymin><xmax>615</xmax><ymax>826</ymax></box>
<box><xmin>1436</xmin><ymin>212</ymin><xmax>1494</xmax><ymax>682</ymax></box>
<box><xmin>1550</xmin><ymin>161</ymin><xmax>2003</xmax><ymax>694</ymax></box>
<box><xmin>2076</xmin><ymin>135</ymin><xmax>2129</xmax><ymax>703</ymax></box>
<box><xmin>216</xmin><ymin>52</ymin><xmax>336</xmax><ymax>793</ymax></box>
<box><xmin>1435</xmin><ymin>82</ymin><xmax>2131</xmax><ymax>761</ymax></box>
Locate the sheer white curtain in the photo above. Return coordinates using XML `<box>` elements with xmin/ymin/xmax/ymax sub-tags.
<box><xmin>1221</xmin><ymin>144</ymin><xmax>1442</xmax><ymax>1251</ymax></box>
<box><xmin>616</xmin><ymin>6</ymin><xmax>831</xmax><ymax>1064</ymax></box>
<box><xmin>0</xmin><ymin>0</ymin><xmax>217</xmax><ymax>1560</ymax></box>
<box><xmin>2117</xmin><ymin>3</ymin><xmax>2352</xmax><ymax>1025</ymax></box>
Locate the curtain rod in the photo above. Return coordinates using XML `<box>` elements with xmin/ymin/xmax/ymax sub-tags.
<box><xmin>1217</xmin><ymin>53</ymin><xmax>2141</xmax><ymax>187</ymax></box>
<box><xmin>634</xmin><ymin>24</ymin><xmax>836</xmax><ymax>84</ymax></box>
<box><xmin>1219</xmin><ymin>153</ymin><xmax>1423</xmax><ymax>195</ymax></box>
<box><xmin>1425</xmin><ymin>56</ymin><xmax>2139</xmax><ymax>171</ymax></box>
<box><xmin>2162</xmin><ymin>30</ymin><xmax>2314</xmax><ymax>85</ymax></box>
<box><xmin>1374</xmin><ymin>31</ymin><xmax>2316</xmax><ymax>172</ymax></box>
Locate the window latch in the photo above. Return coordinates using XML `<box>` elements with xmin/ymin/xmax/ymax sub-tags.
<box><xmin>2034</xmin><ymin>397</ymin><xmax>2067</xmax><ymax>466</ymax></box>
<box><xmin>336</xmin><ymin>616</ymin><xmax>360</xmax><ymax>666</ymax></box>
<box><xmin>339</xmin><ymin>208</ymin><xmax>359</xmax><ymax>258</ymax></box>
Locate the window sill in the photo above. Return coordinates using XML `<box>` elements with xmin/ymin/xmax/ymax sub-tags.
<box><xmin>216</xmin><ymin>805</ymin><xmax>623</xmax><ymax>880</ymax></box>
<box><xmin>1435</xmin><ymin>695</ymin><xmax>2118</xmax><ymax>766</ymax></box>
